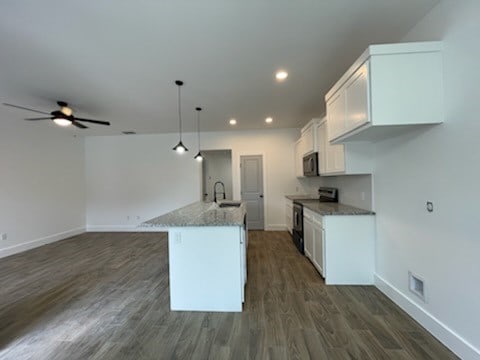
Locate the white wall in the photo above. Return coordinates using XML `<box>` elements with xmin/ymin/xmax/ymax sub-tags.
<box><xmin>202</xmin><ymin>150</ymin><xmax>233</xmax><ymax>201</ymax></box>
<box><xmin>0</xmin><ymin>118</ymin><xmax>86</xmax><ymax>258</ymax></box>
<box><xmin>373</xmin><ymin>1</ymin><xmax>480</xmax><ymax>358</ymax></box>
<box><xmin>85</xmin><ymin>128</ymin><xmax>299</xmax><ymax>230</ymax></box>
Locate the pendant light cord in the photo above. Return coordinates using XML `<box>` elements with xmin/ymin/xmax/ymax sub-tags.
<box><xmin>177</xmin><ymin>85</ymin><xmax>182</xmax><ymax>141</ymax></box>
<box><xmin>197</xmin><ymin>109</ymin><xmax>201</xmax><ymax>149</ymax></box>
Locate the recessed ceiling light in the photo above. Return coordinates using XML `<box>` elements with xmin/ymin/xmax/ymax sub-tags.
<box><xmin>265</xmin><ymin>117</ymin><xmax>273</xmax><ymax>123</ymax></box>
<box><xmin>229</xmin><ymin>119</ymin><xmax>237</xmax><ymax>125</ymax></box>
<box><xmin>275</xmin><ymin>70</ymin><xmax>288</xmax><ymax>81</ymax></box>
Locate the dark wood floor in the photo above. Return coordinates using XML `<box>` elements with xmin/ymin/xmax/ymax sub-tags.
<box><xmin>0</xmin><ymin>231</ymin><xmax>457</xmax><ymax>360</ymax></box>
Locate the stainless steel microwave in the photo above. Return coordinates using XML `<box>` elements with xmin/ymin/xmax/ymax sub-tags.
<box><xmin>303</xmin><ymin>152</ymin><xmax>319</xmax><ymax>176</ymax></box>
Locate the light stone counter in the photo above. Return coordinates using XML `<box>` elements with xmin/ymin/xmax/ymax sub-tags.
<box><xmin>140</xmin><ymin>201</ymin><xmax>246</xmax><ymax>228</ymax></box>
<box><xmin>296</xmin><ymin>200</ymin><xmax>375</xmax><ymax>216</ymax></box>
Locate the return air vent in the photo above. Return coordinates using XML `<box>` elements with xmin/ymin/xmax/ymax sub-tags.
<box><xmin>409</xmin><ymin>271</ymin><xmax>426</xmax><ymax>302</ymax></box>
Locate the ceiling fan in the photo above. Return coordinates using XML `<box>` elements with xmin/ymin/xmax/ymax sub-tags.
<box><xmin>2</xmin><ymin>101</ymin><xmax>110</xmax><ymax>129</ymax></box>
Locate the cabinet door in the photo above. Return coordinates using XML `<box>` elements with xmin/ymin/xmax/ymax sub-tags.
<box><xmin>302</xmin><ymin>125</ymin><xmax>314</xmax><ymax>155</ymax></box>
<box><xmin>315</xmin><ymin>122</ymin><xmax>327</xmax><ymax>175</ymax></box>
<box><xmin>294</xmin><ymin>139</ymin><xmax>304</xmax><ymax>177</ymax></box>
<box><xmin>240</xmin><ymin>227</ymin><xmax>247</xmax><ymax>302</ymax></box>
<box><xmin>326</xmin><ymin>90</ymin><xmax>346</xmax><ymax>141</ymax></box>
<box><xmin>285</xmin><ymin>202</ymin><xmax>293</xmax><ymax>234</ymax></box>
<box><xmin>345</xmin><ymin>62</ymin><xmax>370</xmax><ymax>133</ymax></box>
<box><xmin>304</xmin><ymin>215</ymin><xmax>314</xmax><ymax>260</ymax></box>
<box><xmin>325</xmin><ymin>122</ymin><xmax>345</xmax><ymax>174</ymax></box>
<box><xmin>312</xmin><ymin>221</ymin><xmax>325</xmax><ymax>277</ymax></box>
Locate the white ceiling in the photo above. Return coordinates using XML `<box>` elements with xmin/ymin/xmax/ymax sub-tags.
<box><xmin>0</xmin><ymin>0</ymin><xmax>439</xmax><ymax>136</ymax></box>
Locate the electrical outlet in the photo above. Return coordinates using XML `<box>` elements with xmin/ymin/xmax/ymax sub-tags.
<box><xmin>426</xmin><ymin>201</ymin><xmax>434</xmax><ymax>212</ymax></box>
<box><xmin>127</xmin><ymin>215</ymin><xmax>130</xmax><ymax>221</ymax></box>
<box><xmin>1</xmin><ymin>233</ymin><xmax>7</xmax><ymax>241</ymax></box>
<box><xmin>361</xmin><ymin>192</ymin><xmax>366</xmax><ymax>201</ymax></box>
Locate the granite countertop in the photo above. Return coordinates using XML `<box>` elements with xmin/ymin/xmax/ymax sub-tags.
<box><xmin>139</xmin><ymin>201</ymin><xmax>247</xmax><ymax>228</ymax></box>
<box><xmin>296</xmin><ymin>199</ymin><xmax>375</xmax><ymax>216</ymax></box>
<box><xmin>285</xmin><ymin>194</ymin><xmax>317</xmax><ymax>201</ymax></box>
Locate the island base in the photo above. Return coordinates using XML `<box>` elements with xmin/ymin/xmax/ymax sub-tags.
<box><xmin>168</xmin><ymin>226</ymin><xmax>246</xmax><ymax>312</ymax></box>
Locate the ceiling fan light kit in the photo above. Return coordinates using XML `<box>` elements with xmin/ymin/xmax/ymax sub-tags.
<box><xmin>53</xmin><ymin>118</ymin><xmax>73</xmax><ymax>126</ymax></box>
<box><xmin>2</xmin><ymin>101</ymin><xmax>110</xmax><ymax>129</ymax></box>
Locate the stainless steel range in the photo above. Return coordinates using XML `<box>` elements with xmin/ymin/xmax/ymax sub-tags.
<box><xmin>292</xmin><ymin>187</ymin><xmax>338</xmax><ymax>254</ymax></box>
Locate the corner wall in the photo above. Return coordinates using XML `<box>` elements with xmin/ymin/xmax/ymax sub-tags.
<box><xmin>0</xmin><ymin>118</ymin><xmax>86</xmax><ymax>258</ymax></box>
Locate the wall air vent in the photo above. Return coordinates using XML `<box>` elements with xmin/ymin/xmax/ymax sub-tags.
<box><xmin>409</xmin><ymin>271</ymin><xmax>426</xmax><ymax>302</ymax></box>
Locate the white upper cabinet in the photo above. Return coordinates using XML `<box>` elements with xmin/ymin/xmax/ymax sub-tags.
<box><xmin>294</xmin><ymin>118</ymin><xmax>320</xmax><ymax>177</ymax></box>
<box><xmin>316</xmin><ymin>120</ymin><xmax>327</xmax><ymax>175</ymax></box>
<box><xmin>325</xmin><ymin>41</ymin><xmax>443</xmax><ymax>143</ymax></box>
<box><xmin>344</xmin><ymin>62</ymin><xmax>369</xmax><ymax>133</ymax></box>
<box><xmin>315</xmin><ymin>118</ymin><xmax>372</xmax><ymax>176</ymax></box>
<box><xmin>326</xmin><ymin>90</ymin><xmax>346</xmax><ymax>141</ymax></box>
<box><xmin>294</xmin><ymin>138</ymin><xmax>305</xmax><ymax>177</ymax></box>
<box><xmin>301</xmin><ymin>121</ymin><xmax>315</xmax><ymax>155</ymax></box>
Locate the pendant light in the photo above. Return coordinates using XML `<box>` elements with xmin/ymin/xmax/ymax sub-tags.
<box><xmin>194</xmin><ymin>107</ymin><xmax>203</xmax><ymax>161</ymax></box>
<box><xmin>172</xmin><ymin>80</ymin><xmax>188</xmax><ymax>153</ymax></box>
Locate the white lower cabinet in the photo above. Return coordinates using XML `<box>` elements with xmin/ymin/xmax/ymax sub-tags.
<box><xmin>285</xmin><ymin>199</ymin><xmax>293</xmax><ymax>234</ymax></box>
<box><xmin>303</xmin><ymin>210</ymin><xmax>314</xmax><ymax>259</ymax></box>
<box><xmin>240</xmin><ymin>225</ymin><xmax>247</xmax><ymax>302</ymax></box>
<box><xmin>311</xmin><ymin>217</ymin><xmax>324</xmax><ymax>276</ymax></box>
<box><xmin>303</xmin><ymin>208</ymin><xmax>375</xmax><ymax>285</ymax></box>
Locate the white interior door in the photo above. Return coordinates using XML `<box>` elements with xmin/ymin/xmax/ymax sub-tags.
<box><xmin>240</xmin><ymin>155</ymin><xmax>264</xmax><ymax>230</ymax></box>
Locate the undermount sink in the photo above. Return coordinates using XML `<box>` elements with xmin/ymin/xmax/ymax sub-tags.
<box><xmin>218</xmin><ymin>201</ymin><xmax>242</xmax><ymax>208</ymax></box>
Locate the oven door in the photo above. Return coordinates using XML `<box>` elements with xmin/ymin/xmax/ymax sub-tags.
<box><xmin>293</xmin><ymin>204</ymin><xmax>303</xmax><ymax>233</ymax></box>
<box><xmin>292</xmin><ymin>203</ymin><xmax>304</xmax><ymax>254</ymax></box>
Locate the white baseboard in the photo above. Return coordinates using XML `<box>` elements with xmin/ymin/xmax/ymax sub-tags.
<box><xmin>86</xmin><ymin>225</ymin><xmax>166</xmax><ymax>232</ymax></box>
<box><xmin>87</xmin><ymin>225</ymin><xmax>138</xmax><ymax>232</ymax></box>
<box><xmin>0</xmin><ymin>227</ymin><xmax>85</xmax><ymax>259</ymax></box>
<box><xmin>374</xmin><ymin>274</ymin><xmax>480</xmax><ymax>360</ymax></box>
<box><xmin>89</xmin><ymin>225</ymin><xmax>288</xmax><ymax>232</ymax></box>
<box><xmin>265</xmin><ymin>224</ymin><xmax>288</xmax><ymax>231</ymax></box>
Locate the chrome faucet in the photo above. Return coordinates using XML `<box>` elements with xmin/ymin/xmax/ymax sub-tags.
<box><xmin>213</xmin><ymin>181</ymin><xmax>226</xmax><ymax>203</ymax></box>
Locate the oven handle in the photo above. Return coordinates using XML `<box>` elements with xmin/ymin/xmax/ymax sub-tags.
<box><xmin>294</xmin><ymin>210</ymin><xmax>300</xmax><ymax>228</ymax></box>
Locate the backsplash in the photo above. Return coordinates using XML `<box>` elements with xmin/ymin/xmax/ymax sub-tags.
<box><xmin>300</xmin><ymin>174</ymin><xmax>373</xmax><ymax>210</ymax></box>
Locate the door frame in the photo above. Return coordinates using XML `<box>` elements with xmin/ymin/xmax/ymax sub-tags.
<box><xmin>237</xmin><ymin>151</ymin><xmax>267</xmax><ymax>230</ymax></box>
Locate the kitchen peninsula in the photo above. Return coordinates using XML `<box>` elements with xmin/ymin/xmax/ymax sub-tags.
<box><xmin>140</xmin><ymin>201</ymin><xmax>247</xmax><ymax>312</ymax></box>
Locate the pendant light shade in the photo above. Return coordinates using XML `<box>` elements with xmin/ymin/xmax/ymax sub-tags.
<box><xmin>172</xmin><ymin>80</ymin><xmax>188</xmax><ymax>153</ymax></box>
<box><xmin>194</xmin><ymin>107</ymin><xmax>203</xmax><ymax>161</ymax></box>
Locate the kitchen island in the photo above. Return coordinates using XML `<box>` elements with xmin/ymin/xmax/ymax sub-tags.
<box><xmin>140</xmin><ymin>201</ymin><xmax>247</xmax><ymax>312</ymax></box>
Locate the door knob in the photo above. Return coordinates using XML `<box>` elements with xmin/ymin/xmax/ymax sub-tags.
<box><xmin>259</xmin><ymin>194</ymin><xmax>264</xmax><ymax>198</ymax></box>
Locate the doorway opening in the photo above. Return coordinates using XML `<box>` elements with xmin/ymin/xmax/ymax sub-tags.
<box><xmin>201</xmin><ymin>150</ymin><xmax>233</xmax><ymax>202</ymax></box>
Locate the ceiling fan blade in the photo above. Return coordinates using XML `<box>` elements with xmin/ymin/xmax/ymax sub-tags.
<box><xmin>3</xmin><ymin>103</ymin><xmax>50</xmax><ymax>115</ymax></box>
<box><xmin>25</xmin><ymin>117</ymin><xmax>52</xmax><ymax>120</ymax></box>
<box><xmin>74</xmin><ymin>118</ymin><xmax>110</xmax><ymax>126</ymax></box>
<box><xmin>72</xmin><ymin>122</ymin><xmax>88</xmax><ymax>129</ymax></box>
